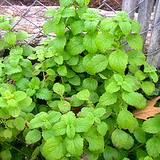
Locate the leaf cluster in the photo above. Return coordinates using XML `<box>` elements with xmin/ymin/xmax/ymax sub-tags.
<box><xmin>0</xmin><ymin>1</ymin><xmax>159</xmax><ymax>160</ymax></box>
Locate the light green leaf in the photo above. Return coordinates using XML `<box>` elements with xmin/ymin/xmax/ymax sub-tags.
<box><xmin>82</xmin><ymin>78</ymin><xmax>98</xmax><ymax>91</ymax></box>
<box><xmin>99</xmin><ymin>92</ymin><xmax>117</xmax><ymax>106</ymax></box>
<box><xmin>83</xmin><ymin>54</ymin><xmax>108</xmax><ymax>75</ymax></box>
<box><xmin>62</xmin><ymin>7</ymin><xmax>75</xmax><ymax>17</ymax></box>
<box><xmin>105</xmin><ymin>81</ymin><xmax>120</xmax><ymax>93</ymax></box>
<box><xmin>29</xmin><ymin>112</ymin><xmax>48</xmax><ymax>129</ymax></box>
<box><xmin>53</xmin><ymin>83</ymin><xmax>65</xmax><ymax>96</ymax></box>
<box><xmin>4</xmin><ymin>32</ymin><xmax>16</xmax><ymax>45</ymax></box>
<box><xmin>43</xmin><ymin>20</ymin><xmax>65</xmax><ymax>36</ymax></box>
<box><xmin>109</xmin><ymin>50</ymin><xmax>128</xmax><ymax>74</ymax></box>
<box><xmin>75</xmin><ymin>117</ymin><xmax>93</xmax><ymax>132</ymax></box>
<box><xmin>119</xmin><ymin>21</ymin><xmax>131</xmax><ymax>35</ymax></box>
<box><xmin>117</xmin><ymin>109</ymin><xmax>138</xmax><ymax>133</ymax></box>
<box><xmin>13</xmin><ymin>91</ymin><xmax>26</xmax><ymax>102</ymax></box>
<box><xmin>121</xmin><ymin>81</ymin><xmax>134</xmax><ymax>92</ymax></box>
<box><xmin>141</xmin><ymin>81</ymin><xmax>155</xmax><ymax>95</ymax></box>
<box><xmin>36</xmin><ymin>88</ymin><xmax>52</xmax><ymax>100</ymax></box>
<box><xmin>96</xmin><ymin>32</ymin><xmax>114</xmax><ymax>52</ymax></box>
<box><xmin>59</xmin><ymin>0</ymin><xmax>73</xmax><ymax>7</ymax></box>
<box><xmin>97</xmin><ymin>122</ymin><xmax>108</xmax><ymax>136</ymax></box>
<box><xmin>54</xmin><ymin>55</ymin><xmax>63</xmax><ymax>65</ymax></box>
<box><xmin>25</xmin><ymin>129</ymin><xmax>41</xmax><ymax>144</ymax></box>
<box><xmin>58</xmin><ymin>100</ymin><xmax>71</xmax><ymax>113</ymax></box>
<box><xmin>14</xmin><ymin>117</ymin><xmax>25</xmax><ymax>131</ymax></box>
<box><xmin>83</xmin><ymin>34</ymin><xmax>97</xmax><ymax>53</ymax></box>
<box><xmin>76</xmin><ymin>89</ymin><xmax>90</xmax><ymax>101</ymax></box>
<box><xmin>68</xmin><ymin>75</ymin><xmax>81</xmax><ymax>86</ymax></box>
<box><xmin>146</xmin><ymin>137</ymin><xmax>160</xmax><ymax>158</ymax></box>
<box><xmin>127</xmin><ymin>34</ymin><xmax>143</xmax><ymax>51</ymax></box>
<box><xmin>16</xmin><ymin>31</ymin><xmax>29</xmax><ymax>40</ymax></box>
<box><xmin>142</xmin><ymin>115</ymin><xmax>160</xmax><ymax>134</ymax></box>
<box><xmin>41</xmin><ymin>137</ymin><xmax>66</xmax><ymax>160</ymax></box>
<box><xmin>133</xmin><ymin>128</ymin><xmax>146</xmax><ymax>143</ymax></box>
<box><xmin>66</xmin><ymin>36</ymin><xmax>85</xmax><ymax>55</ymax></box>
<box><xmin>64</xmin><ymin>135</ymin><xmax>83</xmax><ymax>156</ymax></box>
<box><xmin>52</xmin><ymin>121</ymin><xmax>66</xmax><ymax>136</ymax></box>
<box><xmin>70</xmin><ymin>20</ymin><xmax>84</xmax><ymax>35</ymax></box>
<box><xmin>103</xmin><ymin>146</ymin><xmax>119</xmax><ymax>160</ymax></box>
<box><xmin>66</xmin><ymin>124</ymin><xmax>76</xmax><ymax>139</ymax></box>
<box><xmin>122</xmin><ymin>92</ymin><xmax>146</xmax><ymax>109</ymax></box>
<box><xmin>57</xmin><ymin>65</ymin><xmax>67</xmax><ymax>76</ymax></box>
<box><xmin>111</xmin><ymin>129</ymin><xmax>134</xmax><ymax>150</ymax></box>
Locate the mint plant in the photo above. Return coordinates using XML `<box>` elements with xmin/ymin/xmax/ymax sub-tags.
<box><xmin>0</xmin><ymin>1</ymin><xmax>159</xmax><ymax>160</ymax></box>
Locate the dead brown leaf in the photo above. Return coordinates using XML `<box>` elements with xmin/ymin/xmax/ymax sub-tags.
<box><xmin>133</xmin><ymin>96</ymin><xmax>160</xmax><ymax>120</ymax></box>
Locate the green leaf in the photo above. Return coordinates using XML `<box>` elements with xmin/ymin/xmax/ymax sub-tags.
<box><xmin>111</xmin><ymin>129</ymin><xmax>134</xmax><ymax>150</ymax></box>
<box><xmin>103</xmin><ymin>146</ymin><xmax>119</xmax><ymax>160</ymax></box>
<box><xmin>66</xmin><ymin>124</ymin><xmax>75</xmax><ymax>139</ymax></box>
<box><xmin>142</xmin><ymin>115</ymin><xmax>160</xmax><ymax>134</ymax></box>
<box><xmin>75</xmin><ymin>117</ymin><xmax>93</xmax><ymax>132</ymax></box>
<box><xmin>122</xmin><ymin>92</ymin><xmax>146</xmax><ymax>109</ymax></box>
<box><xmin>99</xmin><ymin>92</ymin><xmax>117</xmax><ymax>106</ymax></box>
<box><xmin>117</xmin><ymin>109</ymin><xmax>138</xmax><ymax>133</ymax></box>
<box><xmin>4</xmin><ymin>32</ymin><xmax>16</xmax><ymax>45</ymax></box>
<box><xmin>146</xmin><ymin>137</ymin><xmax>160</xmax><ymax>158</ymax></box>
<box><xmin>54</xmin><ymin>55</ymin><xmax>63</xmax><ymax>65</ymax></box>
<box><xmin>57</xmin><ymin>65</ymin><xmax>67</xmax><ymax>76</ymax></box>
<box><xmin>83</xmin><ymin>54</ymin><xmax>108</xmax><ymax>75</ymax></box>
<box><xmin>96</xmin><ymin>32</ymin><xmax>114</xmax><ymax>52</ymax></box>
<box><xmin>53</xmin><ymin>83</ymin><xmax>65</xmax><ymax>96</ymax></box>
<box><xmin>29</xmin><ymin>112</ymin><xmax>48</xmax><ymax>129</ymax></box>
<box><xmin>67</xmin><ymin>56</ymin><xmax>79</xmax><ymax>66</ymax></box>
<box><xmin>135</xmin><ymin>70</ymin><xmax>146</xmax><ymax>81</ymax></box>
<box><xmin>82</xmin><ymin>78</ymin><xmax>98</xmax><ymax>91</ymax></box>
<box><xmin>70</xmin><ymin>20</ymin><xmax>84</xmax><ymax>35</ymax></box>
<box><xmin>119</xmin><ymin>21</ymin><xmax>131</xmax><ymax>35</ymax></box>
<box><xmin>131</xmin><ymin>20</ymin><xmax>141</xmax><ymax>33</ymax></box>
<box><xmin>43</xmin><ymin>20</ymin><xmax>65</xmax><ymax>36</ymax></box>
<box><xmin>14</xmin><ymin>117</ymin><xmax>25</xmax><ymax>131</ymax></box>
<box><xmin>105</xmin><ymin>81</ymin><xmax>120</xmax><ymax>93</ymax></box>
<box><xmin>0</xmin><ymin>149</ymin><xmax>12</xmax><ymax>160</ymax></box>
<box><xmin>127</xmin><ymin>34</ymin><xmax>143</xmax><ymax>50</ymax></box>
<box><xmin>62</xmin><ymin>7</ymin><xmax>75</xmax><ymax>17</ymax></box>
<box><xmin>141</xmin><ymin>81</ymin><xmax>155</xmax><ymax>95</ymax></box>
<box><xmin>36</xmin><ymin>88</ymin><xmax>52</xmax><ymax>100</ymax></box>
<box><xmin>59</xmin><ymin>0</ymin><xmax>73</xmax><ymax>7</ymax></box>
<box><xmin>52</xmin><ymin>121</ymin><xmax>66</xmax><ymax>136</ymax></box>
<box><xmin>84</xmin><ymin>127</ymin><xmax>104</xmax><ymax>152</ymax></box>
<box><xmin>68</xmin><ymin>75</ymin><xmax>81</xmax><ymax>86</ymax></box>
<box><xmin>121</xmin><ymin>81</ymin><xmax>134</xmax><ymax>92</ymax></box>
<box><xmin>25</xmin><ymin>129</ymin><xmax>41</xmax><ymax>144</ymax></box>
<box><xmin>76</xmin><ymin>89</ymin><xmax>90</xmax><ymax>101</ymax></box>
<box><xmin>47</xmin><ymin>111</ymin><xmax>61</xmax><ymax>124</ymax></box>
<box><xmin>3</xmin><ymin>129</ymin><xmax>12</xmax><ymax>139</ymax></box>
<box><xmin>41</xmin><ymin>137</ymin><xmax>66</xmax><ymax>160</ymax></box>
<box><xmin>128</xmin><ymin>50</ymin><xmax>146</xmax><ymax>66</ymax></box>
<box><xmin>109</xmin><ymin>50</ymin><xmax>128</xmax><ymax>74</ymax></box>
<box><xmin>83</xmin><ymin>34</ymin><xmax>97</xmax><ymax>53</ymax></box>
<box><xmin>133</xmin><ymin>128</ymin><xmax>146</xmax><ymax>143</ymax></box>
<box><xmin>13</xmin><ymin>91</ymin><xmax>27</xmax><ymax>102</ymax></box>
<box><xmin>94</xmin><ymin>108</ymin><xmax>106</xmax><ymax>118</ymax></box>
<box><xmin>66</xmin><ymin>36</ymin><xmax>85</xmax><ymax>55</ymax></box>
<box><xmin>58</xmin><ymin>100</ymin><xmax>71</xmax><ymax>113</ymax></box>
<box><xmin>64</xmin><ymin>135</ymin><xmax>83</xmax><ymax>156</ymax></box>
<box><xmin>97</xmin><ymin>122</ymin><xmax>108</xmax><ymax>136</ymax></box>
<box><xmin>16</xmin><ymin>31</ymin><xmax>29</xmax><ymax>40</ymax></box>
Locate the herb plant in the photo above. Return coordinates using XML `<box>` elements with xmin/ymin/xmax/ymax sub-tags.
<box><xmin>0</xmin><ymin>1</ymin><xmax>159</xmax><ymax>160</ymax></box>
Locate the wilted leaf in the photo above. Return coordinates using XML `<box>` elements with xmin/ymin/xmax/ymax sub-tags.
<box><xmin>134</xmin><ymin>96</ymin><xmax>160</xmax><ymax>120</ymax></box>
